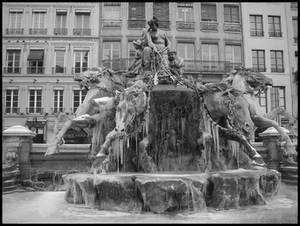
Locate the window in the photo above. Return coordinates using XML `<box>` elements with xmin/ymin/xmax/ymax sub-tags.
<box><xmin>5</xmin><ymin>89</ymin><xmax>19</xmax><ymax>114</ymax></box>
<box><xmin>270</xmin><ymin>50</ymin><xmax>284</xmax><ymax>72</ymax></box>
<box><xmin>74</xmin><ymin>11</ymin><xmax>91</xmax><ymax>35</ymax></box>
<box><xmin>202</xmin><ymin>43</ymin><xmax>219</xmax><ymax>71</ymax></box>
<box><xmin>293</xmin><ymin>18</ymin><xmax>298</xmax><ymax>43</ymax></box>
<box><xmin>252</xmin><ymin>50</ymin><xmax>265</xmax><ymax>72</ymax></box>
<box><xmin>53</xmin><ymin>89</ymin><xmax>64</xmax><ymax>113</ymax></box>
<box><xmin>8</xmin><ymin>11</ymin><xmax>23</xmax><ymax>34</ymax></box>
<box><xmin>103</xmin><ymin>41</ymin><xmax>121</xmax><ymax>70</ymax></box>
<box><xmin>224</xmin><ymin>5</ymin><xmax>239</xmax><ymax>23</ymax></box>
<box><xmin>6</xmin><ymin>49</ymin><xmax>21</xmax><ymax>73</ymax></box>
<box><xmin>128</xmin><ymin>41</ymin><xmax>136</xmax><ymax>58</ymax></box>
<box><xmin>103</xmin><ymin>2</ymin><xmax>121</xmax><ymax>20</ymax></box>
<box><xmin>128</xmin><ymin>2</ymin><xmax>145</xmax><ymax>28</ymax></box>
<box><xmin>73</xmin><ymin>89</ymin><xmax>87</xmax><ymax>113</ymax></box>
<box><xmin>225</xmin><ymin>45</ymin><xmax>242</xmax><ymax>69</ymax></box>
<box><xmin>268</xmin><ymin>16</ymin><xmax>281</xmax><ymax>37</ymax></box>
<box><xmin>28</xmin><ymin>89</ymin><xmax>42</xmax><ymax>114</ymax></box>
<box><xmin>153</xmin><ymin>3</ymin><xmax>170</xmax><ymax>29</ymax></box>
<box><xmin>27</xmin><ymin>50</ymin><xmax>44</xmax><ymax>74</ymax></box>
<box><xmin>54</xmin><ymin>50</ymin><xmax>65</xmax><ymax>73</ymax></box>
<box><xmin>55</xmin><ymin>11</ymin><xmax>67</xmax><ymax>35</ymax></box>
<box><xmin>31</xmin><ymin>11</ymin><xmax>46</xmax><ymax>34</ymax></box>
<box><xmin>271</xmin><ymin>86</ymin><xmax>286</xmax><ymax>110</ymax></box>
<box><xmin>177</xmin><ymin>3</ymin><xmax>193</xmax><ymax>22</ymax></box>
<box><xmin>74</xmin><ymin>50</ymin><xmax>88</xmax><ymax>73</ymax></box>
<box><xmin>177</xmin><ymin>42</ymin><xmax>195</xmax><ymax>70</ymax></box>
<box><xmin>256</xmin><ymin>91</ymin><xmax>268</xmax><ymax>114</ymax></box>
<box><xmin>201</xmin><ymin>4</ymin><xmax>217</xmax><ymax>21</ymax></box>
<box><xmin>250</xmin><ymin>15</ymin><xmax>263</xmax><ymax>36</ymax></box>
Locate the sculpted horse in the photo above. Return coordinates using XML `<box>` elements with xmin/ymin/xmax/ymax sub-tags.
<box><xmin>45</xmin><ymin>67</ymin><xmax>125</xmax><ymax>157</ymax></box>
<box><xmin>222</xmin><ymin>68</ymin><xmax>297</xmax><ymax>165</ymax></box>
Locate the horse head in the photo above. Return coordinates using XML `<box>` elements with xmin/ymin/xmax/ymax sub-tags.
<box><xmin>115</xmin><ymin>80</ymin><xmax>148</xmax><ymax>133</ymax></box>
<box><xmin>225</xmin><ymin>67</ymin><xmax>273</xmax><ymax>95</ymax></box>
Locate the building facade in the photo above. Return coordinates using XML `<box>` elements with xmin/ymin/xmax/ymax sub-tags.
<box><xmin>241</xmin><ymin>2</ymin><xmax>297</xmax><ymax>120</ymax></box>
<box><xmin>2</xmin><ymin>2</ymin><xmax>296</xmax><ymax>144</ymax></box>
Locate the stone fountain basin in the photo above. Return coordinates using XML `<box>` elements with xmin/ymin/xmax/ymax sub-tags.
<box><xmin>63</xmin><ymin>168</ymin><xmax>280</xmax><ymax>214</ymax></box>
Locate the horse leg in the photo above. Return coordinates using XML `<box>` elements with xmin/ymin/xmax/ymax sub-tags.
<box><xmin>218</xmin><ymin>127</ymin><xmax>266</xmax><ymax>167</ymax></box>
<box><xmin>96</xmin><ymin>129</ymin><xmax>121</xmax><ymax>157</ymax></box>
<box><xmin>252</xmin><ymin>115</ymin><xmax>297</xmax><ymax>165</ymax></box>
<box><xmin>138</xmin><ymin>136</ymin><xmax>157</xmax><ymax>173</ymax></box>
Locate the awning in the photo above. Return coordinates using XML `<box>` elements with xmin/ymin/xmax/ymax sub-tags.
<box><xmin>75</xmin><ymin>9</ymin><xmax>91</xmax><ymax>14</ymax></box>
<box><xmin>28</xmin><ymin>50</ymin><xmax>44</xmax><ymax>60</ymax></box>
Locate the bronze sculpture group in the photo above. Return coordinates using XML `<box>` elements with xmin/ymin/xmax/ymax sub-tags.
<box><xmin>46</xmin><ymin>17</ymin><xmax>297</xmax><ymax>173</ymax></box>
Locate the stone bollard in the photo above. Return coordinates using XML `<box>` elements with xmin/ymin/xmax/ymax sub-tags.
<box><xmin>258</xmin><ymin>127</ymin><xmax>291</xmax><ymax>170</ymax></box>
<box><xmin>3</xmin><ymin>125</ymin><xmax>36</xmax><ymax>181</ymax></box>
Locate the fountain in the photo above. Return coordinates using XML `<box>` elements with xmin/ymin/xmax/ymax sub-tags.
<box><xmin>46</xmin><ymin>18</ymin><xmax>297</xmax><ymax>213</ymax></box>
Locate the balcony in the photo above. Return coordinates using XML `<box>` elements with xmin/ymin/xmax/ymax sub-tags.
<box><xmin>73</xmin><ymin>28</ymin><xmax>91</xmax><ymax>36</ymax></box>
<box><xmin>158</xmin><ymin>20</ymin><xmax>170</xmax><ymax>30</ymax></box>
<box><xmin>52</xmin><ymin>66</ymin><xmax>66</xmax><ymax>74</ymax></box>
<box><xmin>29</xmin><ymin>28</ymin><xmax>47</xmax><ymax>35</ymax></box>
<box><xmin>54</xmin><ymin>28</ymin><xmax>68</xmax><ymax>35</ymax></box>
<box><xmin>26</xmin><ymin>108</ymin><xmax>44</xmax><ymax>114</ymax></box>
<box><xmin>51</xmin><ymin>108</ymin><xmax>65</xmax><ymax>114</ymax></box>
<box><xmin>27</xmin><ymin>67</ymin><xmax>44</xmax><ymax>74</ymax></box>
<box><xmin>250</xmin><ymin>30</ymin><xmax>264</xmax><ymax>37</ymax></box>
<box><xmin>271</xmin><ymin>68</ymin><xmax>284</xmax><ymax>73</ymax></box>
<box><xmin>72</xmin><ymin>67</ymin><xmax>89</xmax><ymax>74</ymax></box>
<box><xmin>226</xmin><ymin>62</ymin><xmax>243</xmax><ymax>71</ymax></box>
<box><xmin>223</xmin><ymin>23</ymin><xmax>241</xmax><ymax>33</ymax></box>
<box><xmin>4</xmin><ymin>67</ymin><xmax>21</xmax><ymax>74</ymax></box>
<box><xmin>6</xmin><ymin>28</ymin><xmax>24</xmax><ymax>35</ymax></box>
<box><xmin>294</xmin><ymin>37</ymin><xmax>298</xmax><ymax>43</ymax></box>
<box><xmin>102</xmin><ymin>58</ymin><xmax>131</xmax><ymax>71</ymax></box>
<box><xmin>269</xmin><ymin>31</ymin><xmax>282</xmax><ymax>37</ymax></box>
<box><xmin>183</xmin><ymin>60</ymin><xmax>233</xmax><ymax>73</ymax></box>
<box><xmin>127</xmin><ymin>19</ymin><xmax>146</xmax><ymax>29</ymax></box>
<box><xmin>200</xmin><ymin>21</ymin><xmax>218</xmax><ymax>31</ymax></box>
<box><xmin>251</xmin><ymin>67</ymin><xmax>266</xmax><ymax>72</ymax></box>
<box><xmin>102</xmin><ymin>19</ymin><xmax>122</xmax><ymax>28</ymax></box>
<box><xmin>5</xmin><ymin>108</ymin><xmax>20</xmax><ymax>115</ymax></box>
<box><xmin>176</xmin><ymin>21</ymin><xmax>195</xmax><ymax>31</ymax></box>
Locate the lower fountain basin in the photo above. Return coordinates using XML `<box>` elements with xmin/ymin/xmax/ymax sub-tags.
<box><xmin>63</xmin><ymin>168</ymin><xmax>281</xmax><ymax>214</ymax></box>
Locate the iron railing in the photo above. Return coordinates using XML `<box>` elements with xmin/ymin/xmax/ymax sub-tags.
<box><xmin>127</xmin><ymin>19</ymin><xmax>146</xmax><ymax>29</ymax></box>
<box><xmin>73</xmin><ymin>28</ymin><xmax>91</xmax><ymax>35</ymax></box>
<box><xmin>4</xmin><ymin>67</ymin><xmax>21</xmax><ymax>74</ymax></box>
<box><xmin>51</xmin><ymin>108</ymin><xmax>65</xmax><ymax>114</ymax></box>
<box><xmin>200</xmin><ymin>21</ymin><xmax>218</xmax><ymax>31</ymax></box>
<box><xmin>52</xmin><ymin>66</ymin><xmax>66</xmax><ymax>74</ymax></box>
<box><xmin>72</xmin><ymin>67</ymin><xmax>89</xmax><ymax>74</ymax></box>
<box><xmin>251</xmin><ymin>67</ymin><xmax>266</xmax><ymax>72</ymax></box>
<box><xmin>26</xmin><ymin>107</ymin><xmax>44</xmax><ymax>114</ymax></box>
<box><xmin>157</xmin><ymin>20</ymin><xmax>170</xmax><ymax>30</ymax></box>
<box><xmin>269</xmin><ymin>31</ymin><xmax>282</xmax><ymax>37</ymax></box>
<box><xmin>102</xmin><ymin>58</ymin><xmax>132</xmax><ymax>71</ymax></box>
<box><xmin>176</xmin><ymin>21</ymin><xmax>195</xmax><ymax>30</ymax></box>
<box><xmin>223</xmin><ymin>23</ymin><xmax>241</xmax><ymax>32</ymax></box>
<box><xmin>54</xmin><ymin>28</ymin><xmax>68</xmax><ymax>35</ymax></box>
<box><xmin>6</xmin><ymin>28</ymin><xmax>24</xmax><ymax>35</ymax></box>
<box><xmin>271</xmin><ymin>68</ymin><xmax>284</xmax><ymax>73</ymax></box>
<box><xmin>102</xmin><ymin>19</ymin><xmax>122</xmax><ymax>28</ymax></box>
<box><xmin>29</xmin><ymin>28</ymin><xmax>47</xmax><ymax>35</ymax></box>
<box><xmin>250</xmin><ymin>30</ymin><xmax>264</xmax><ymax>37</ymax></box>
<box><xmin>5</xmin><ymin>107</ymin><xmax>20</xmax><ymax>115</ymax></box>
<box><xmin>27</xmin><ymin>67</ymin><xmax>44</xmax><ymax>74</ymax></box>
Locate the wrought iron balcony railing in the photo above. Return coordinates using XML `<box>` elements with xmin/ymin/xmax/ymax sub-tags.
<box><xmin>102</xmin><ymin>19</ymin><xmax>122</xmax><ymax>28</ymax></box>
<box><xmin>127</xmin><ymin>19</ymin><xmax>146</xmax><ymax>29</ymax></box>
<box><xmin>4</xmin><ymin>67</ymin><xmax>21</xmax><ymax>74</ymax></box>
<box><xmin>27</xmin><ymin>67</ymin><xmax>44</xmax><ymax>74</ymax></box>
<box><xmin>102</xmin><ymin>58</ymin><xmax>131</xmax><ymax>71</ymax></box>
<box><xmin>200</xmin><ymin>21</ymin><xmax>218</xmax><ymax>31</ymax></box>
<box><xmin>54</xmin><ymin>28</ymin><xmax>68</xmax><ymax>35</ymax></box>
<box><xmin>73</xmin><ymin>28</ymin><xmax>91</xmax><ymax>36</ymax></box>
<box><xmin>26</xmin><ymin>107</ymin><xmax>44</xmax><ymax>114</ymax></box>
<box><xmin>271</xmin><ymin>68</ymin><xmax>284</xmax><ymax>73</ymax></box>
<box><xmin>157</xmin><ymin>20</ymin><xmax>170</xmax><ymax>30</ymax></box>
<box><xmin>51</xmin><ymin>108</ymin><xmax>65</xmax><ymax>114</ymax></box>
<box><xmin>6</xmin><ymin>28</ymin><xmax>24</xmax><ymax>35</ymax></box>
<box><xmin>223</xmin><ymin>23</ymin><xmax>241</xmax><ymax>32</ymax></box>
<box><xmin>52</xmin><ymin>66</ymin><xmax>66</xmax><ymax>74</ymax></box>
<box><xmin>176</xmin><ymin>21</ymin><xmax>195</xmax><ymax>30</ymax></box>
<box><xmin>251</xmin><ymin>67</ymin><xmax>266</xmax><ymax>72</ymax></box>
<box><xmin>250</xmin><ymin>30</ymin><xmax>264</xmax><ymax>37</ymax></box>
<box><xmin>72</xmin><ymin>67</ymin><xmax>89</xmax><ymax>74</ymax></box>
<box><xmin>29</xmin><ymin>28</ymin><xmax>47</xmax><ymax>35</ymax></box>
<box><xmin>5</xmin><ymin>107</ymin><xmax>20</xmax><ymax>115</ymax></box>
<box><xmin>269</xmin><ymin>31</ymin><xmax>282</xmax><ymax>37</ymax></box>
